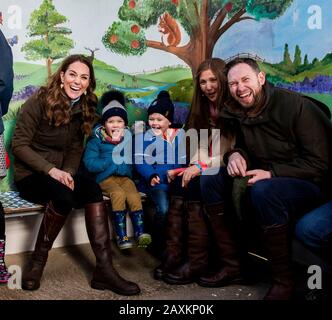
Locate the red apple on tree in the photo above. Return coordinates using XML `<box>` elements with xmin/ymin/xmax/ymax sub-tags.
<box><xmin>171</xmin><ymin>0</ymin><xmax>179</xmax><ymax>5</ymax></box>
<box><xmin>110</xmin><ymin>34</ymin><xmax>118</xmax><ymax>44</ymax></box>
<box><xmin>131</xmin><ymin>24</ymin><xmax>140</xmax><ymax>34</ymax></box>
<box><xmin>131</xmin><ymin>40</ymin><xmax>140</xmax><ymax>49</ymax></box>
<box><xmin>128</xmin><ymin>0</ymin><xmax>136</xmax><ymax>9</ymax></box>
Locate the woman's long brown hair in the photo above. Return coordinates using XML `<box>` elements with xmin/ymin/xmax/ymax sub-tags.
<box><xmin>37</xmin><ymin>54</ymin><xmax>97</xmax><ymax>135</ymax></box>
<box><xmin>185</xmin><ymin>58</ymin><xmax>228</xmax><ymax>130</ymax></box>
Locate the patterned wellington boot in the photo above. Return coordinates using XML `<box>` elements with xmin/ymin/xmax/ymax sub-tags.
<box><xmin>130</xmin><ymin>210</ymin><xmax>152</xmax><ymax>248</ymax></box>
<box><xmin>113</xmin><ymin>211</ymin><xmax>134</xmax><ymax>250</ymax></box>
<box><xmin>0</xmin><ymin>237</ymin><xmax>11</xmax><ymax>284</ymax></box>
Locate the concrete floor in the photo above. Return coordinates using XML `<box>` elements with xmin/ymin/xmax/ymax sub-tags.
<box><xmin>0</xmin><ymin>243</ymin><xmax>269</xmax><ymax>300</ymax></box>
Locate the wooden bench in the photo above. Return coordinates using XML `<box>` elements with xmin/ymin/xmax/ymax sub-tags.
<box><xmin>1</xmin><ymin>191</ymin><xmax>44</xmax><ymax>218</ymax></box>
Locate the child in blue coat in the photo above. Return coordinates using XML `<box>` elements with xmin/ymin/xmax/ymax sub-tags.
<box><xmin>84</xmin><ymin>90</ymin><xmax>151</xmax><ymax>250</ymax></box>
<box><xmin>134</xmin><ymin>91</ymin><xmax>186</xmax><ymax>252</ymax></box>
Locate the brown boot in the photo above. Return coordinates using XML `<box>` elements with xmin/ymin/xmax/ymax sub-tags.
<box><xmin>22</xmin><ymin>202</ymin><xmax>67</xmax><ymax>290</ymax></box>
<box><xmin>153</xmin><ymin>196</ymin><xmax>185</xmax><ymax>280</ymax></box>
<box><xmin>85</xmin><ymin>202</ymin><xmax>140</xmax><ymax>296</ymax></box>
<box><xmin>197</xmin><ymin>202</ymin><xmax>242</xmax><ymax>287</ymax></box>
<box><xmin>163</xmin><ymin>201</ymin><xmax>209</xmax><ymax>285</ymax></box>
<box><xmin>263</xmin><ymin>224</ymin><xmax>294</xmax><ymax>300</ymax></box>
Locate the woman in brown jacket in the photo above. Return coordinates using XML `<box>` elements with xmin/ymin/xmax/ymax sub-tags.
<box><xmin>155</xmin><ymin>58</ymin><xmax>235</xmax><ymax>285</ymax></box>
<box><xmin>12</xmin><ymin>54</ymin><xmax>140</xmax><ymax>295</ymax></box>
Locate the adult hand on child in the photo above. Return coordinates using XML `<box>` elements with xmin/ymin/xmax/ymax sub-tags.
<box><xmin>179</xmin><ymin>165</ymin><xmax>201</xmax><ymax>187</ymax></box>
<box><xmin>167</xmin><ymin>169</ymin><xmax>178</xmax><ymax>183</ymax></box>
<box><xmin>48</xmin><ymin>167</ymin><xmax>74</xmax><ymax>190</ymax></box>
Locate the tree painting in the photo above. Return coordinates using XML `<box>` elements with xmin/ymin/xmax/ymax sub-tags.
<box><xmin>103</xmin><ymin>0</ymin><xmax>294</xmax><ymax>76</ymax></box>
<box><xmin>21</xmin><ymin>0</ymin><xmax>74</xmax><ymax>77</ymax></box>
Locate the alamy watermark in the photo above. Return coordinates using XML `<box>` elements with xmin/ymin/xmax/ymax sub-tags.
<box><xmin>307</xmin><ymin>264</ymin><xmax>322</xmax><ymax>290</ymax></box>
<box><xmin>111</xmin><ymin>127</ymin><xmax>222</xmax><ymax>175</ymax></box>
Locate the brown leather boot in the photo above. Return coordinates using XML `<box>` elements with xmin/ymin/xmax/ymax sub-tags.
<box><xmin>263</xmin><ymin>224</ymin><xmax>294</xmax><ymax>300</ymax></box>
<box><xmin>163</xmin><ymin>201</ymin><xmax>209</xmax><ymax>285</ymax></box>
<box><xmin>22</xmin><ymin>202</ymin><xmax>67</xmax><ymax>290</ymax></box>
<box><xmin>197</xmin><ymin>202</ymin><xmax>242</xmax><ymax>287</ymax></box>
<box><xmin>153</xmin><ymin>196</ymin><xmax>185</xmax><ymax>280</ymax></box>
<box><xmin>85</xmin><ymin>202</ymin><xmax>140</xmax><ymax>296</ymax></box>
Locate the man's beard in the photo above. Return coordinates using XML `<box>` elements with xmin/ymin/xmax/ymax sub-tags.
<box><xmin>244</xmin><ymin>87</ymin><xmax>266</xmax><ymax>117</ymax></box>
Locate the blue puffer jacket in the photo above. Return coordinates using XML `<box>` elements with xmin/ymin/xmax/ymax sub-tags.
<box><xmin>83</xmin><ymin>124</ymin><xmax>133</xmax><ymax>183</ymax></box>
<box><xmin>134</xmin><ymin>128</ymin><xmax>187</xmax><ymax>191</ymax></box>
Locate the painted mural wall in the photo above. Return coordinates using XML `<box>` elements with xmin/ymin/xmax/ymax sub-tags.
<box><xmin>0</xmin><ymin>0</ymin><xmax>331</xmax><ymax>191</ymax></box>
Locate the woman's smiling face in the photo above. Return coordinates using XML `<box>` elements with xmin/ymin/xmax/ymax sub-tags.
<box><xmin>60</xmin><ymin>61</ymin><xmax>90</xmax><ymax>100</ymax></box>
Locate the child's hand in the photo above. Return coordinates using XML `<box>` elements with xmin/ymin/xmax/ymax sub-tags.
<box><xmin>112</xmin><ymin>129</ymin><xmax>124</xmax><ymax>142</ymax></box>
<box><xmin>151</xmin><ymin>175</ymin><xmax>160</xmax><ymax>186</ymax></box>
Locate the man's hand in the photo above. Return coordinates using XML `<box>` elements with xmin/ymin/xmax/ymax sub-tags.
<box><xmin>227</xmin><ymin>152</ymin><xmax>247</xmax><ymax>177</ymax></box>
<box><xmin>48</xmin><ymin>167</ymin><xmax>74</xmax><ymax>190</ymax></box>
<box><xmin>246</xmin><ymin>169</ymin><xmax>272</xmax><ymax>185</ymax></box>
<box><xmin>178</xmin><ymin>165</ymin><xmax>201</xmax><ymax>187</ymax></box>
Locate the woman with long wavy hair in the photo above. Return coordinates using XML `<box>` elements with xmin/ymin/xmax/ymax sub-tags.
<box><xmin>12</xmin><ymin>54</ymin><xmax>140</xmax><ymax>296</ymax></box>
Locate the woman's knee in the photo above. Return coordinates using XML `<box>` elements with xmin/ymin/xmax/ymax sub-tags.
<box><xmin>52</xmin><ymin>193</ymin><xmax>75</xmax><ymax>215</ymax></box>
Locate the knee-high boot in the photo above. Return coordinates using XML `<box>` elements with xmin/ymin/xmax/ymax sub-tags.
<box><xmin>197</xmin><ymin>202</ymin><xmax>242</xmax><ymax>287</ymax></box>
<box><xmin>153</xmin><ymin>196</ymin><xmax>185</xmax><ymax>280</ymax></box>
<box><xmin>163</xmin><ymin>201</ymin><xmax>209</xmax><ymax>285</ymax></box>
<box><xmin>85</xmin><ymin>202</ymin><xmax>140</xmax><ymax>296</ymax></box>
<box><xmin>22</xmin><ymin>202</ymin><xmax>67</xmax><ymax>290</ymax></box>
<box><xmin>263</xmin><ymin>224</ymin><xmax>294</xmax><ymax>300</ymax></box>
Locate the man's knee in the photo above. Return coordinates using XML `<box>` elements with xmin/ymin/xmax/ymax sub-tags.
<box><xmin>295</xmin><ymin>216</ymin><xmax>323</xmax><ymax>249</ymax></box>
<box><xmin>250</xmin><ymin>180</ymin><xmax>274</xmax><ymax>202</ymax></box>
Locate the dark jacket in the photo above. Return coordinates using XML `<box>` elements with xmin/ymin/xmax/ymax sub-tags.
<box><xmin>222</xmin><ymin>81</ymin><xmax>332</xmax><ymax>188</ymax></box>
<box><xmin>0</xmin><ymin>29</ymin><xmax>14</xmax><ymax>134</ymax></box>
<box><xmin>12</xmin><ymin>94</ymin><xmax>85</xmax><ymax>182</ymax></box>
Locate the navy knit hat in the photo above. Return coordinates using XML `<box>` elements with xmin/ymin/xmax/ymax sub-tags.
<box><xmin>148</xmin><ymin>91</ymin><xmax>174</xmax><ymax>122</ymax></box>
<box><xmin>100</xmin><ymin>90</ymin><xmax>128</xmax><ymax>125</ymax></box>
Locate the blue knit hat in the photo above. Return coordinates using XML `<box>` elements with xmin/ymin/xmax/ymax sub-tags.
<box><xmin>100</xmin><ymin>90</ymin><xmax>128</xmax><ymax>125</ymax></box>
<box><xmin>148</xmin><ymin>91</ymin><xmax>174</xmax><ymax>122</ymax></box>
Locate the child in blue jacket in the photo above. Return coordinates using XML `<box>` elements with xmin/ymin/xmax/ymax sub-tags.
<box><xmin>134</xmin><ymin>91</ymin><xmax>186</xmax><ymax>252</ymax></box>
<box><xmin>84</xmin><ymin>90</ymin><xmax>151</xmax><ymax>250</ymax></box>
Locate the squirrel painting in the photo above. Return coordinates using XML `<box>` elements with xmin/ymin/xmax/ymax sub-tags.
<box><xmin>158</xmin><ymin>12</ymin><xmax>181</xmax><ymax>47</ymax></box>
